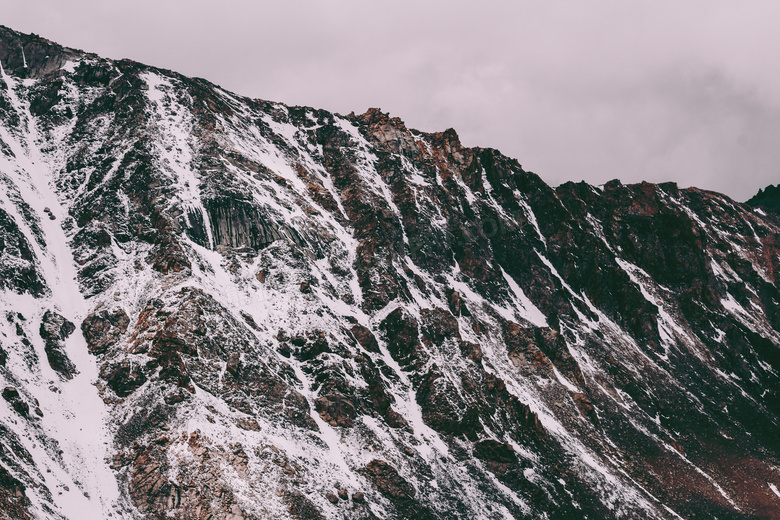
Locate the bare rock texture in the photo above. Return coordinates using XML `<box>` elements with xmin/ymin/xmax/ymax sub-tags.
<box><xmin>0</xmin><ymin>24</ymin><xmax>778</xmax><ymax>520</ymax></box>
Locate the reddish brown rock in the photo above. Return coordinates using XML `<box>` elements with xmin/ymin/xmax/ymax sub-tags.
<box><xmin>315</xmin><ymin>393</ymin><xmax>356</xmax><ymax>428</ymax></box>
<box><xmin>360</xmin><ymin>459</ymin><xmax>415</xmax><ymax>500</ymax></box>
<box><xmin>350</xmin><ymin>324</ymin><xmax>380</xmax><ymax>353</ymax></box>
<box><xmin>0</xmin><ymin>464</ymin><xmax>32</xmax><ymax>520</ymax></box>
<box><xmin>81</xmin><ymin>308</ymin><xmax>130</xmax><ymax>355</ymax></box>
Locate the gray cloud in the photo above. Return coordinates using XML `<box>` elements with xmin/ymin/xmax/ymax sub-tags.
<box><xmin>5</xmin><ymin>0</ymin><xmax>780</xmax><ymax>200</ymax></box>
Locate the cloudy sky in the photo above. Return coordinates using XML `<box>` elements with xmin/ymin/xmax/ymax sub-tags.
<box><xmin>5</xmin><ymin>1</ymin><xmax>780</xmax><ymax>200</ymax></box>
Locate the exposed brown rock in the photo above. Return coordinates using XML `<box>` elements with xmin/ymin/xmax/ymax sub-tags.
<box><xmin>571</xmin><ymin>392</ymin><xmax>595</xmax><ymax>419</ymax></box>
<box><xmin>0</xmin><ymin>464</ymin><xmax>31</xmax><ymax>520</ymax></box>
<box><xmin>315</xmin><ymin>393</ymin><xmax>356</xmax><ymax>428</ymax></box>
<box><xmin>226</xmin><ymin>352</ymin><xmax>241</xmax><ymax>377</ymax></box>
<box><xmin>81</xmin><ymin>308</ymin><xmax>130</xmax><ymax>355</ymax></box>
<box><xmin>350</xmin><ymin>324</ymin><xmax>380</xmax><ymax>353</ymax></box>
<box><xmin>286</xmin><ymin>491</ymin><xmax>325</xmax><ymax>520</ymax></box>
<box><xmin>445</xmin><ymin>288</ymin><xmax>470</xmax><ymax>317</ymax></box>
<box><xmin>360</xmin><ymin>459</ymin><xmax>415</xmax><ymax>500</ymax></box>
<box><xmin>236</xmin><ymin>417</ymin><xmax>260</xmax><ymax>431</ymax></box>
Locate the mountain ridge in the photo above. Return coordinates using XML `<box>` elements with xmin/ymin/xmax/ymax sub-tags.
<box><xmin>0</xmin><ymin>24</ymin><xmax>779</xmax><ymax>520</ymax></box>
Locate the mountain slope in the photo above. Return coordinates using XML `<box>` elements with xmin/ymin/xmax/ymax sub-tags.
<box><xmin>0</xmin><ymin>26</ymin><xmax>779</xmax><ymax>520</ymax></box>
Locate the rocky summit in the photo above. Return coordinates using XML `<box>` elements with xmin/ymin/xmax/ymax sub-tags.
<box><xmin>0</xmin><ymin>25</ymin><xmax>779</xmax><ymax>520</ymax></box>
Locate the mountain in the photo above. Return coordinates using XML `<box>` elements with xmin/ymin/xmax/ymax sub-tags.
<box><xmin>748</xmin><ymin>184</ymin><xmax>780</xmax><ymax>214</ymax></box>
<box><xmin>0</xmin><ymin>25</ymin><xmax>779</xmax><ymax>520</ymax></box>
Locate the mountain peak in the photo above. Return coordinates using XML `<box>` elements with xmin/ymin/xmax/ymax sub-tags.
<box><xmin>747</xmin><ymin>183</ymin><xmax>780</xmax><ymax>213</ymax></box>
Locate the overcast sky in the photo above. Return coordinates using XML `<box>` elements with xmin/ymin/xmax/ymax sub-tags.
<box><xmin>5</xmin><ymin>1</ymin><xmax>780</xmax><ymax>200</ymax></box>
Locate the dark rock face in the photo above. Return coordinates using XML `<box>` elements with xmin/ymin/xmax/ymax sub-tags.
<box><xmin>0</xmin><ymin>463</ymin><xmax>32</xmax><ymax>520</ymax></box>
<box><xmin>287</xmin><ymin>491</ymin><xmax>326</xmax><ymax>520</ymax></box>
<box><xmin>0</xmin><ymin>207</ymin><xmax>47</xmax><ymax>296</ymax></box>
<box><xmin>379</xmin><ymin>308</ymin><xmax>424</xmax><ymax>371</ymax></box>
<box><xmin>1</xmin><ymin>23</ymin><xmax>779</xmax><ymax>520</ymax></box>
<box><xmin>206</xmin><ymin>197</ymin><xmax>284</xmax><ymax>250</ymax></box>
<box><xmin>39</xmin><ymin>310</ymin><xmax>77</xmax><ymax>379</ymax></box>
<box><xmin>0</xmin><ymin>26</ymin><xmax>80</xmax><ymax>79</ymax></box>
<box><xmin>122</xmin><ymin>287</ymin><xmax>316</xmax><ymax>430</ymax></box>
<box><xmin>473</xmin><ymin>439</ymin><xmax>521</xmax><ymax>480</ymax></box>
<box><xmin>100</xmin><ymin>360</ymin><xmax>147</xmax><ymax>397</ymax></box>
<box><xmin>148</xmin><ymin>239</ymin><xmax>191</xmax><ymax>274</ymax></box>
<box><xmin>350</xmin><ymin>324</ymin><xmax>379</xmax><ymax>353</ymax></box>
<box><xmin>360</xmin><ymin>460</ymin><xmax>434</xmax><ymax>520</ymax></box>
<box><xmin>2</xmin><ymin>386</ymin><xmax>29</xmax><ymax>417</ymax></box>
<box><xmin>361</xmin><ymin>459</ymin><xmax>416</xmax><ymax>500</ymax></box>
<box><xmin>747</xmin><ymin>183</ymin><xmax>780</xmax><ymax>213</ymax></box>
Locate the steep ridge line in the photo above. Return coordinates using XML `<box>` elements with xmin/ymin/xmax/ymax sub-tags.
<box><xmin>0</xmin><ymin>25</ymin><xmax>778</xmax><ymax>520</ymax></box>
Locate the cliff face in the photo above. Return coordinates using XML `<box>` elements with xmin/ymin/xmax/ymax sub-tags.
<box><xmin>0</xmin><ymin>25</ymin><xmax>779</xmax><ymax>520</ymax></box>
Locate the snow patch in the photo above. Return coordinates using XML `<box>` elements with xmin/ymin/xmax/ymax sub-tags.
<box><xmin>500</xmin><ymin>267</ymin><xmax>547</xmax><ymax>327</ymax></box>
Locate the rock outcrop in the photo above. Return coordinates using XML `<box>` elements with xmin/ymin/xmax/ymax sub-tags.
<box><xmin>39</xmin><ymin>310</ymin><xmax>77</xmax><ymax>379</ymax></box>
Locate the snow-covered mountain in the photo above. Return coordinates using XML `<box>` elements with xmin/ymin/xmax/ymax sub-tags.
<box><xmin>1</xmin><ymin>26</ymin><xmax>779</xmax><ymax>520</ymax></box>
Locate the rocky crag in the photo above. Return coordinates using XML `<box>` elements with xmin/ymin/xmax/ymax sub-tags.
<box><xmin>0</xmin><ymin>26</ymin><xmax>779</xmax><ymax>520</ymax></box>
